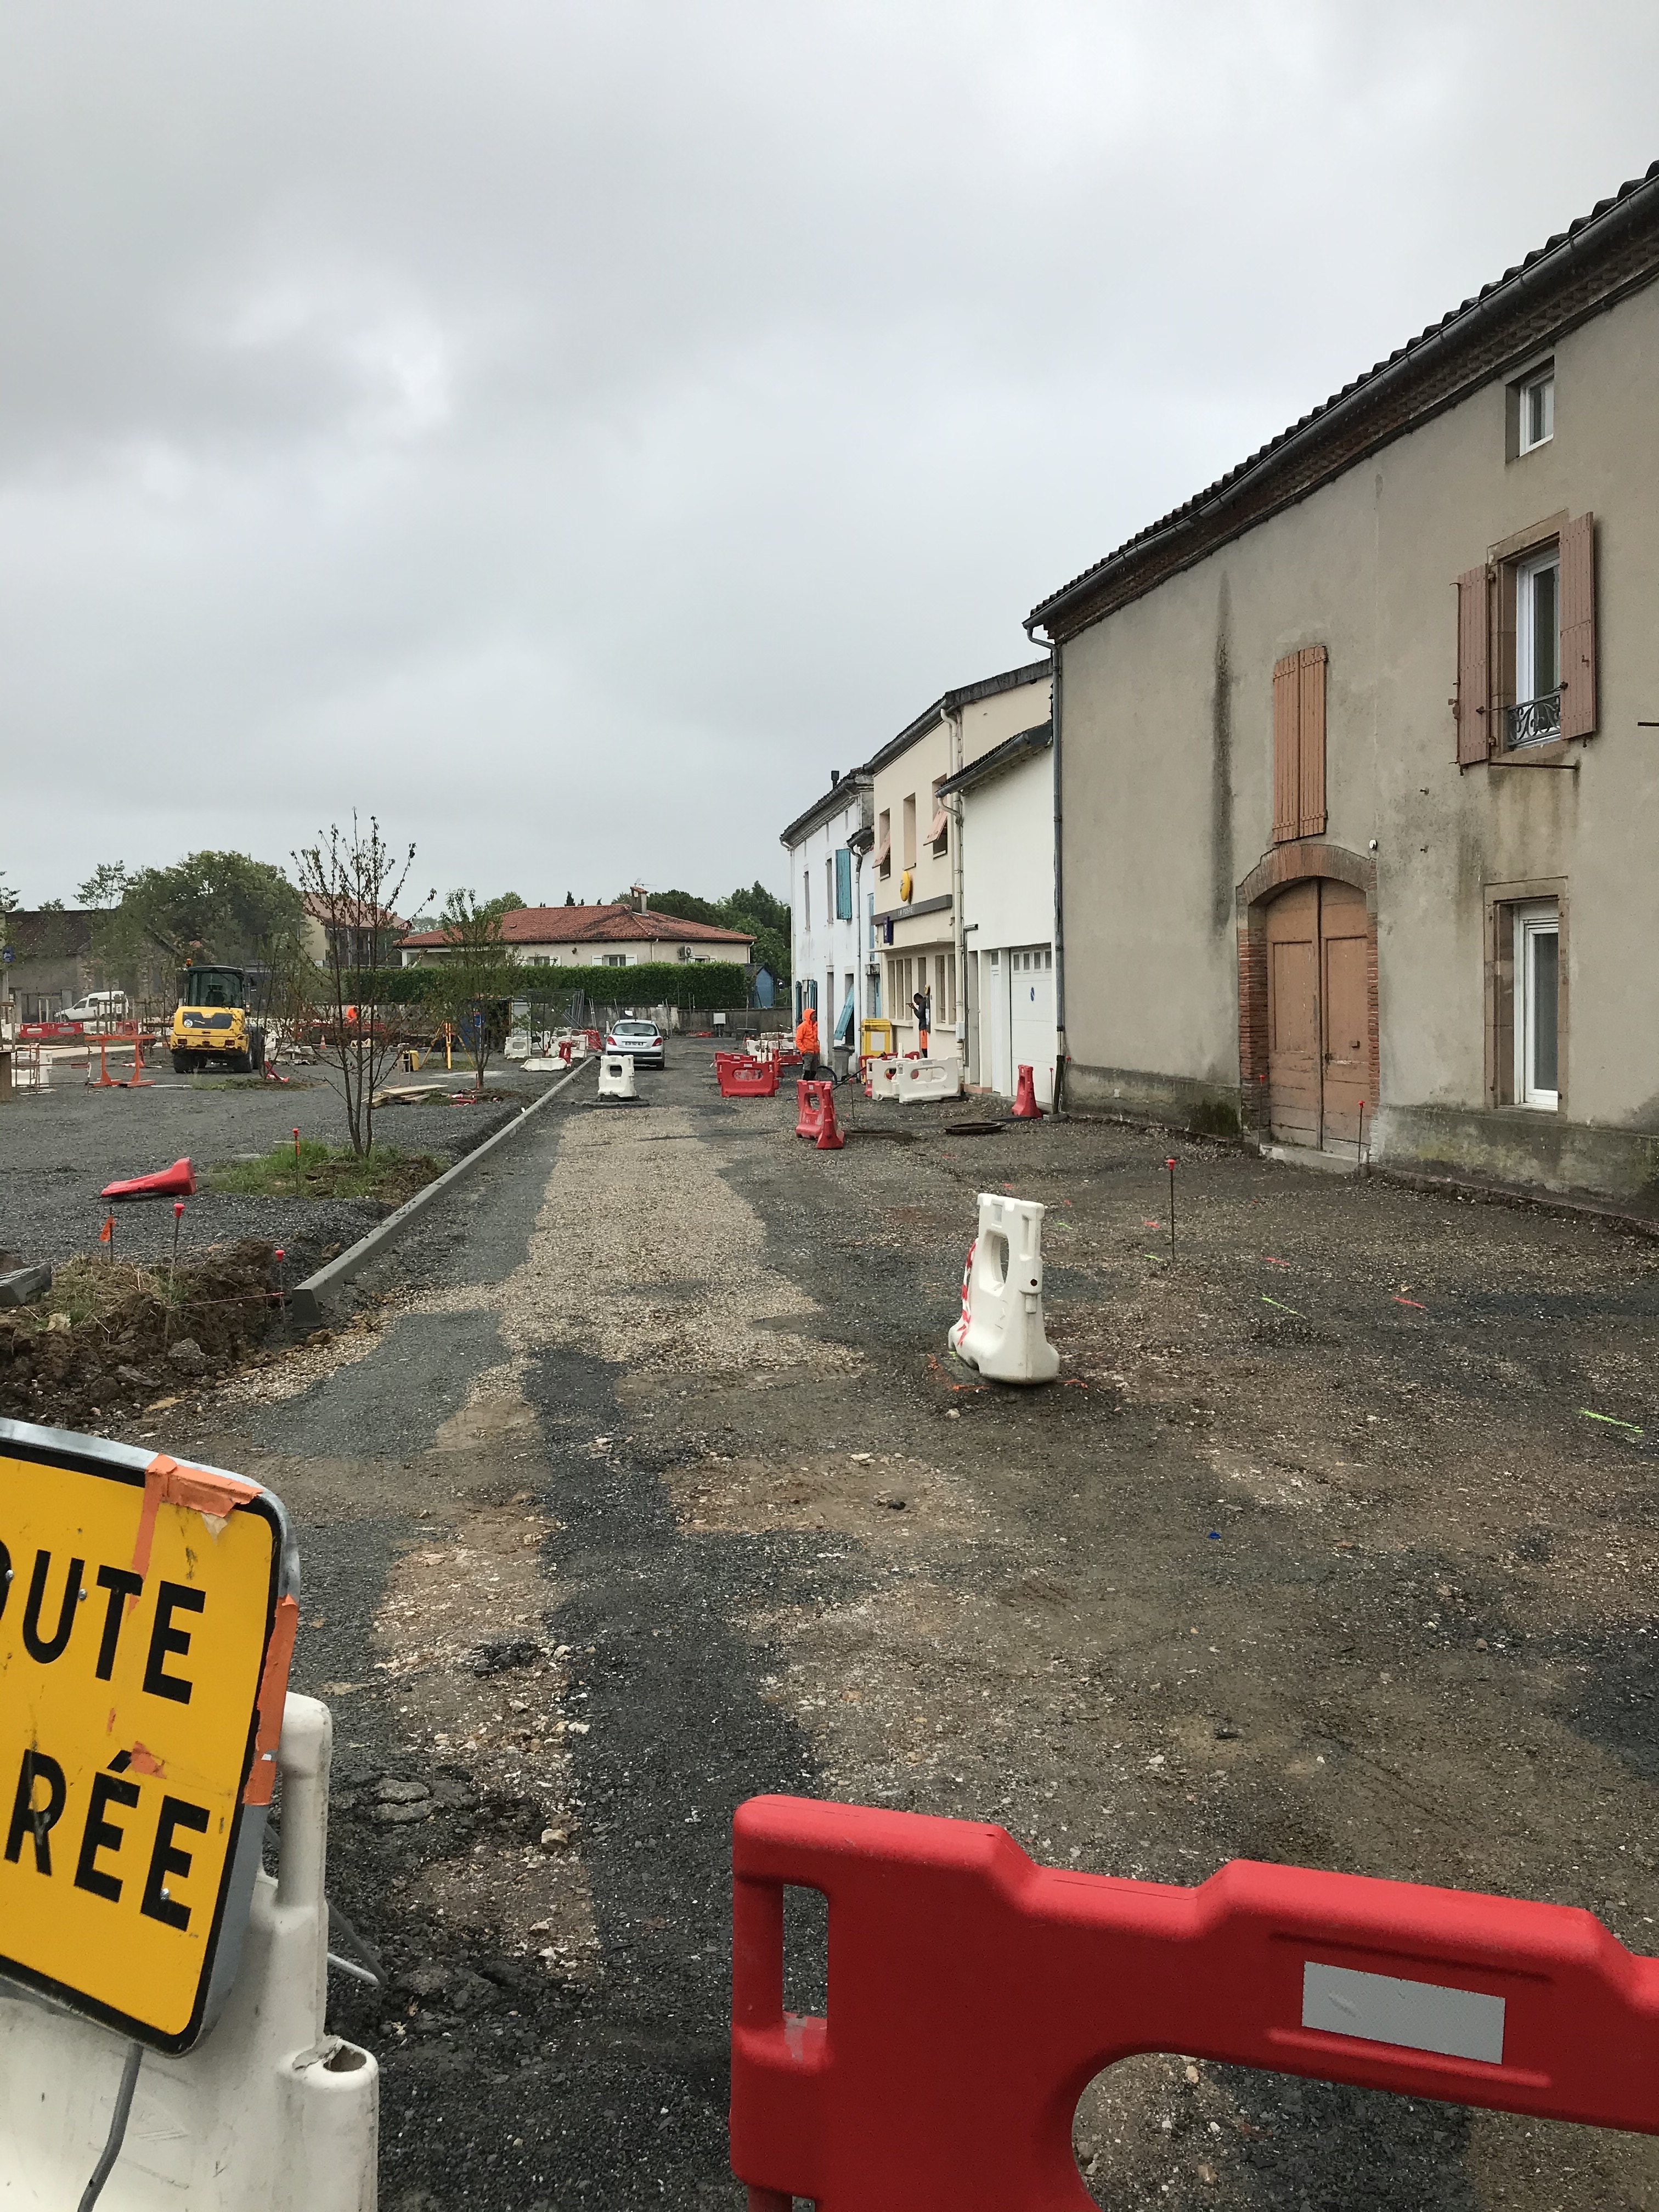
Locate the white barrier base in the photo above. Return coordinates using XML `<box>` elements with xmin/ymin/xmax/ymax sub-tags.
<box><xmin>896</xmin><ymin>1056</ymin><xmax>962</xmax><ymax>1103</ymax></box>
<box><xmin>950</xmin><ymin>1192</ymin><xmax>1060</xmax><ymax>1385</ymax></box>
<box><xmin>597</xmin><ymin>1053</ymin><xmax>639</xmax><ymax>1101</ymax></box>
<box><xmin>0</xmin><ymin>1695</ymin><xmax>376</xmax><ymax>2210</ymax></box>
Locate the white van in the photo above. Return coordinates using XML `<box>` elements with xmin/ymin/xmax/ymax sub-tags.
<box><xmin>58</xmin><ymin>991</ymin><xmax>130</xmax><ymax>1028</ymax></box>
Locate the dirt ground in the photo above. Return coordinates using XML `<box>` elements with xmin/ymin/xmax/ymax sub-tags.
<box><xmin>123</xmin><ymin>1052</ymin><xmax>1659</xmax><ymax>2209</ymax></box>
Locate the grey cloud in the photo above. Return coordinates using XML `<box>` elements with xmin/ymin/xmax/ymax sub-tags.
<box><xmin>2</xmin><ymin>1</ymin><xmax>1655</xmax><ymax>903</ymax></box>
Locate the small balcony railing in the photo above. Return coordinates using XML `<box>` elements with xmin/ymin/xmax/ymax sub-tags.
<box><xmin>1505</xmin><ymin>690</ymin><xmax>1562</xmax><ymax>747</ymax></box>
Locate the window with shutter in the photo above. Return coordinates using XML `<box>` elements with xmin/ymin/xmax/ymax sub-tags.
<box><xmin>1558</xmin><ymin>512</ymin><xmax>1597</xmax><ymax>740</ymax></box>
<box><xmin>834</xmin><ymin>847</ymin><xmax>853</xmax><ymax>920</ymax></box>
<box><xmin>1296</xmin><ymin>645</ymin><xmax>1327</xmax><ymax>838</ymax></box>
<box><xmin>1271</xmin><ymin>645</ymin><xmax>1328</xmax><ymax>843</ymax></box>
<box><xmin>1272</xmin><ymin>653</ymin><xmax>1300</xmax><ymax>844</ymax></box>
<box><xmin>1455</xmin><ymin>566</ymin><xmax>1493</xmax><ymax>765</ymax></box>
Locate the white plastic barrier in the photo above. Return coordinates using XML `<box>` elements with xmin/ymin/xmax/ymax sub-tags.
<box><xmin>896</xmin><ymin>1055</ymin><xmax>962</xmax><ymax>1104</ymax></box>
<box><xmin>949</xmin><ymin>1191</ymin><xmax>1060</xmax><ymax>1385</ymax></box>
<box><xmin>0</xmin><ymin>1693</ymin><xmax>377</xmax><ymax>2210</ymax></box>
<box><xmin>597</xmin><ymin>1052</ymin><xmax>638</xmax><ymax>1101</ymax></box>
<box><xmin>867</xmin><ymin>1057</ymin><xmax>900</xmax><ymax>1102</ymax></box>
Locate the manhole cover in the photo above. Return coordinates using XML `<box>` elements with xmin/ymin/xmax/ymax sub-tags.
<box><xmin>945</xmin><ymin>1120</ymin><xmax>1006</xmax><ymax>1136</ymax></box>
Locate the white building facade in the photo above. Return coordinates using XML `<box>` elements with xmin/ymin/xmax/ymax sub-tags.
<box><xmin>780</xmin><ymin>770</ymin><xmax>873</xmax><ymax>1051</ymax></box>
<box><xmin>866</xmin><ymin>660</ymin><xmax>1051</xmax><ymax>1063</ymax></box>
<box><xmin>943</xmin><ymin>717</ymin><xmax>1059</xmax><ymax>1106</ymax></box>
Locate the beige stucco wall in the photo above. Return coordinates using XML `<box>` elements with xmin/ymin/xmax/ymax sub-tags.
<box><xmin>1058</xmin><ymin>276</ymin><xmax>1659</xmax><ymax>1197</ymax></box>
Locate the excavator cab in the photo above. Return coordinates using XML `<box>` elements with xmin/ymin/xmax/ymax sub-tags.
<box><xmin>169</xmin><ymin>966</ymin><xmax>267</xmax><ymax>1075</ymax></box>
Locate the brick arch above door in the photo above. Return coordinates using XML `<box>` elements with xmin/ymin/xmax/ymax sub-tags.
<box><xmin>1235</xmin><ymin>843</ymin><xmax>1380</xmax><ymax>1143</ymax></box>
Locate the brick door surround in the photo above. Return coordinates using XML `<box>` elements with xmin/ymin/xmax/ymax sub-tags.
<box><xmin>1236</xmin><ymin>842</ymin><xmax>1379</xmax><ymax>1142</ymax></box>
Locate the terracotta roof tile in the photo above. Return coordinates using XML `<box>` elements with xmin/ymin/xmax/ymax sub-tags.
<box><xmin>398</xmin><ymin>903</ymin><xmax>753</xmax><ymax>951</ymax></box>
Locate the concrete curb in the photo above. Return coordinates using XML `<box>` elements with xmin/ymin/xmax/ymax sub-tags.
<box><xmin>289</xmin><ymin>1060</ymin><xmax>589</xmax><ymax>1328</ymax></box>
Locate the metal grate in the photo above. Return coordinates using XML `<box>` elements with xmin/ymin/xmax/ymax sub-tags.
<box><xmin>1506</xmin><ymin>690</ymin><xmax>1562</xmax><ymax>747</ymax></box>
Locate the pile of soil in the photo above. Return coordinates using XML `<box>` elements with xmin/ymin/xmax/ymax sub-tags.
<box><xmin>0</xmin><ymin>1240</ymin><xmax>283</xmax><ymax>1430</ymax></box>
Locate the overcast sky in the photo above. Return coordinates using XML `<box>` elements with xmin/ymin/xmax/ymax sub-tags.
<box><xmin>2</xmin><ymin>3</ymin><xmax>1654</xmax><ymax>911</ymax></box>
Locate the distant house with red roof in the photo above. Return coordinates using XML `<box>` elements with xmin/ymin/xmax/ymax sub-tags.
<box><xmin>397</xmin><ymin>890</ymin><xmax>753</xmax><ymax>973</ymax></box>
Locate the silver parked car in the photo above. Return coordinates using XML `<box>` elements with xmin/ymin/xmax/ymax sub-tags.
<box><xmin>603</xmin><ymin>1017</ymin><xmax>665</xmax><ymax>1069</ymax></box>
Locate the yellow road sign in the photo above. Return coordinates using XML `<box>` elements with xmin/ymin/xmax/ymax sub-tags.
<box><xmin>0</xmin><ymin>1420</ymin><xmax>297</xmax><ymax>2052</ymax></box>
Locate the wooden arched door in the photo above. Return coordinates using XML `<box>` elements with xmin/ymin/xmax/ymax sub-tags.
<box><xmin>1265</xmin><ymin>878</ymin><xmax>1369</xmax><ymax>1148</ymax></box>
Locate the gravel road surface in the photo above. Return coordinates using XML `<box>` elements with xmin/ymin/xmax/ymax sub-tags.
<box><xmin>0</xmin><ymin>1066</ymin><xmax>558</xmax><ymax>1272</ymax></box>
<box><xmin>120</xmin><ymin>1048</ymin><xmax>1659</xmax><ymax>2210</ymax></box>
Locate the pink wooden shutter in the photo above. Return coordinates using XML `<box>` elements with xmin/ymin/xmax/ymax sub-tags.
<box><xmin>1272</xmin><ymin>653</ymin><xmax>1300</xmax><ymax>843</ymax></box>
<box><xmin>1559</xmin><ymin>512</ymin><xmax>1597</xmax><ymax>740</ymax></box>
<box><xmin>1296</xmin><ymin>645</ymin><xmax>1328</xmax><ymax>837</ymax></box>
<box><xmin>1455</xmin><ymin>567</ymin><xmax>1492</xmax><ymax>765</ymax></box>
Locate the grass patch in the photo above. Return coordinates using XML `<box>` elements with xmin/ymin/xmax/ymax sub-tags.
<box><xmin>188</xmin><ymin>1075</ymin><xmax>319</xmax><ymax>1091</ymax></box>
<box><xmin>208</xmin><ymin>1137</ymin><xmax>442</xmax><ymax>1205</ymax></box>
<box><xmin>32</xmin><ymin>1257</ymin><xmax>180</xmax><ymax>1334</ymax></box>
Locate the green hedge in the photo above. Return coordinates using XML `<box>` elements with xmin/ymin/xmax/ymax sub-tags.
<box><xmin>333</xmin><ymin>961</ymin><xmax>754</xmax><ymax>1011</ymax></box>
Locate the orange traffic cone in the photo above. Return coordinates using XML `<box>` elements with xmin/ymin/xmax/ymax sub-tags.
<box><xmin>815</xmin><ymin>1085</ymin><xmax>845</xmax><ymax>1150</ymax></box>
<box><xmin>1011</xmin><ymin>1064</ymin><xmax>1043</xmax><ymax>1119</ymax></box>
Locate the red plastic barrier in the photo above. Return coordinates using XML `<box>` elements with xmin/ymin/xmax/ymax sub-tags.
<box><xmin>1011</xmin><ymin>1063</ymin><xmax>1043</xmax><ymax>1119</ymax></box>
<box><xmin>100</xmin><ymin>1157</ymin><xmax>196</xmax><ymax>1202</ymax></box>
<box><xmin>720</xmin><ymin>1058</ymin><xmax>778</xmax><ymax>1099</ymax></box>
<box><xmin>794</xmin><ymin>1078</ymin><xmax>833</xmax><ymax>1141</ymax></box>
<box><xmin>731</xmin><ymin>1795</ymin><xmax>1659</xmax><ymax>2209</ymax></box>
<box><xmin>815</xmin><ymin>1087</ymin><xmax>844</xmax><ymax>1151</ymax></box>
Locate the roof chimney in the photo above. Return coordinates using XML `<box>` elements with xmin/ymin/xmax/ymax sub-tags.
<box><xmin>631</xmin><ymin>882</ymin><xmax>648</xmax><ymax>914</ymax></box>
<box><xmin>830</xmin><ymin>768</ymin><xmax>840</xmax><ymax>786</ymax></box>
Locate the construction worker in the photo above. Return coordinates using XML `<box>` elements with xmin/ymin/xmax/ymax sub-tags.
<box><xmin>911</xmin><ymin>984</ymin><xmax>932</xmax><ymax>1058</ymax></box>
<box><xmin>795</xmin><ymin>1001</ymin><xmax>821</xmax><ymax>1079</ymax></box>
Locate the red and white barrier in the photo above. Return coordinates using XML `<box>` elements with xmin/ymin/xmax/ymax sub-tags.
<box><xmin>731</xmin><ymin>1794</ymin><xmax>1659</xmax><ymax>2209</ymax></box>
<box><xmin>949</xmin><ymin>1190</ymin><xmax>1058</xmax><ymax>1385</ymax></box>
<box><xmin>719</xmin><ymin>1055</ymin><xmax>780</xmax><ymax>1099</ymax></box>
<box><xmin>597</xmin><ymin>1053</ymin><xmax>639</xmax><ymax>1102</ymax></box>
<box><xmin>794</xmin><ymin>1079</ymin><xmax>834</xmax><ymax>1141</ymax></box>
<box><xmin>897</xmin><ymin>1056</ymin><xmax>962</xmax><ymax>1104</ymax></box>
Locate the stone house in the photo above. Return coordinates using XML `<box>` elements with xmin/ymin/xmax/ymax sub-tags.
<box><xmin>1027</xmin><ymin>161</ymin><xmax>1659</xmax><ymax>1204</ymax></box>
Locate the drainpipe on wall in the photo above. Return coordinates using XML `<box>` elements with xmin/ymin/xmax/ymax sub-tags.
<box><xmin>858</xmin><ymin>818</ymin><xmax>871</xmax><ymax>1048</ymax></box>
<box><xmin>947</xmin><ymin>703</ymin><xmax>966</xmax><ymax>1059</ymax></box>
<box><xmin>1023</xmin><ymin>634</ymin><xmax>1063</xmax><ymax>1114</ymax></box>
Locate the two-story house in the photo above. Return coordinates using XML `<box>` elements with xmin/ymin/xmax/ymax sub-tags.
<box><xmin>866</xmin><ymin>660</ymin><xmax>1051</xmax><ymax>1058</ymax></box>
<box><xmin>1028</xmin><ymin>161</ymin><xmax>1659</xmax><ymax>1204</ymax></box>
<box><xmin>780</xmin><ymin>769</ymin><xmax>873</xmax><ymax>1048</ymax></box>
<box><xmin>399</xmin><ymin>896</ymin><xmax>753</xmax><ymax>971</ymax></box>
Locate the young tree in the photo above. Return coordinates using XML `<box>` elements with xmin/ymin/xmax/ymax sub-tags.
<box><xmin>77</xmin><ymin>862</ymin><xmax>131</xmax><ymax>909</ymax></box>
<box><xmin>92</xmin><ymin>849</ymin><xmax>307</xmax><ymax>1001</ymax></box>
<box><xmin>430</xmin><ymin>891</ymin><xmax>522</xmax><ymax>1093</ymax></box>
<box><xmin>292</xmin><ymin>818</ymin><xmax>429</xmax><ymax>1155</ymax></box>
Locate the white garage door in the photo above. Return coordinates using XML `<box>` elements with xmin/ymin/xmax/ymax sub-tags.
<box><xmin>1007</xmin><ymin>945</ymin><xmax>1056</xmax><ymax>1108</ymax></box>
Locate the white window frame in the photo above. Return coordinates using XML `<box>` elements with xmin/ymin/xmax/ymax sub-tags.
<box><xmin>1514</xmin><ymin>545</ymin><xmax>1560</xmax><ymax>707</ymax></box>
<box><xmin>1518</xmin><ymin>368</ymin><xmax>1554</xmax><ymax>455</ymax></box>
<box><xmin>1513</xmin><ymin>900</ymin><xmax>1559</xmax><ymax>1111</ymax></box>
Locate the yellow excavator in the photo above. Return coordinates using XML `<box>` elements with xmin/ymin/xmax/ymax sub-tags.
<box><xmin>168</xmin><ymin>966</ymin><xmax>268</xmax><ymax>1075</ymax></box>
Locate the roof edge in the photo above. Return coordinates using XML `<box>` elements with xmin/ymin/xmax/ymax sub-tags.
<box><xmin>936</xmin><ymin>720</ymin><xmax>1053</xmax><ymax>798</ymax></box>
<box><xmin>862</xmin><ymin>656</ymin><xmax>1052</xmax><ymax>778</ymax></box>
<box><xmin>778</xmin><ymin>771</ymin><xmax>874</xmax><ymax>849</ymax></box>
<box><xmin>1028</xmin><ymin>160</ymin><xmax>1659</xmax><ymax>641</ymax></box>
